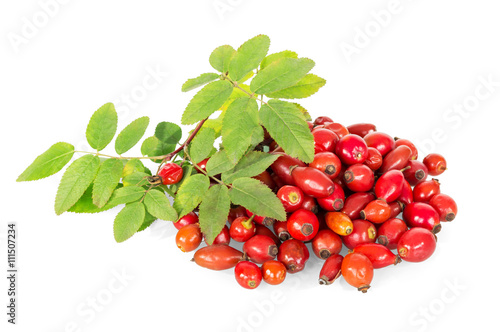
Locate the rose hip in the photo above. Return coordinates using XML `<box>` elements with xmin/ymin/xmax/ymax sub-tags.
<box><xmin>335</xmin><ymin>134</ymin><xmax>369</xmax><ymax>165</ymax></box>
<box><xmin>379</xmin><ymin>145</ymin><xmax>413</xmax><ymax>174</ymax></box>
<box><xmin>253</xmin><ymin>170</ymin><xmax>276</xmax><ymax>191</ymax></box>
<box><xmin>176</xmin><ymin>224</ymin><xmax>202</xmax><ymax>253</ymax></box>
<box><xmin>347</xmin><ymin>123</ymin><xmax>376</xmax><ymax>138</ymax></box>
<box><xmin>388</xmin><ymin>201</ymin><xmax>403</xmax><ymax>218</ymax></box>
<box><xmin>342</xmin><ymin>219</ymin><xmax>377</xmax><ymax>250</ymax></box>
<box><xmin>227</xmin><ymin>206</ymin><xmax>247</xmax><ymax>224</ymax></box>
<box><xmin>261</xmin><ymin>260</ymin><xmax>287</xmax><ymax>285</ymax></box>
<box><xmin>397</xmin><ymin>180</ymin><xmax>414</xmax><ymax>207</ymax></box>
<box><xmin>318</xmin><ymin>254</ymin><xmax>343</xmax><ymax>285</ymax></box>
<box><xmin>429</xmin><ymin>193</ymin><xmax>457</xmax><ymax>222</ymax></box>
<box><xmin>403</xmin><ymin>202</ymin><xmax>441</xmax><ymax>234</ymax></box>
<box><xmin>352</xmin><ymin>243</ymin><xmax>401</xmax><ymax>269</ymax></box>
<box><xmin>287</xmin><ymin>209</ymin><xmax>319</xmax><ymax>241</ymax></box>
<box><xmin>255</xmin><ymin>224</ymin><xmax>281</xmax><ymax>247</ymax></box>
<box><xmin>277</xmin><ymin>239</ymin><xmax>310</xmax><ymax>273</ymax></box>
<box><xmin>397</xmin><ymin>227</ymin><xmax>437</xmax><ymax>263</ymax></box>
<box><xmin>313</xmin><ymin>128</ymin><xmax>339</xmax><ymax>154</ymax></box>
<box><xmin>360</xmin><ymin>199</ymin><xmax>391</xmax><ymax>224</ymax></box>
<box><xmin>403</xmin><ymin>160</ymin><xmax>429</xmax><ymax>186</ymax></box>
<box><xmin>316</xmin><ymin>183</ymin><xmax>345</xmax><ymax>211</ymax></box>
<box><xmin>158</xmin><ymin>162</ymin><xmax>184</xmax><ymax>185</ymax></box>
<box><xmin>312</xmin><ymin>229</ymin><xmax>343</xmax><ymax>259</ymax></box>
<box><xmin>309</xmin><ymin>152</ymin><xmax>342</xmax><ymax>180</ymax></box>
<box><xmin>301</xmin><ymin>195</ymin><xmax>319</xmax><ymax>214</ymax></box>
<box><xmin>364</xmin><ymin>132</ymin><xmax>395</xmax><ymax>156</ymax></box>
<box><xmin>277</xmin><ymin>185</ymin><xmax>304</xmax><ymax>213</ymax></box>
<box><xmin>206</xmin><ymin>225</ymin><xmax>231</xmax><ymax>245</ymax></box>
<box><xmin>413</xmin><ymin>179</ymin><xmax>440</xmax><ymax>202</ymax></box>
<box><xmin>193</xmin><ymin>244</ymin><xmax>243</xmax><ymax>270</ymax></box>
<box><xmin>230</xmin><ymin>216</ymin><xmax>256</xmax><ymax>242</ymax></box>
<box><xmin>341</xmin><ymin>192</ymin><xmax>376</xmax><ymax>220</ymax></box>
<box><xmin>273</xmin><ymin>220</ymin><xmax>291</xmax><ymax>241</ymax></box>
<box><xmin>235</xmin><ymin>261</ymin><xmax>262</xmax><ymax>289</ymax></box>
<box><xmin>364</xmin><ymin>147</ymin><xmax>383</xmax><ymax>171</ymax></box>
<box><xmin>245</xmin><ymin>209</ymin><xmax>274</xmax><ymax>227</ymax></box>
<box><xmin>374</xmin><ymin>169</ymin><xmax>405</xmax><ymax>203</ymax></box>
<box><xmin>341</xmin><ymin>252</ymin><xmax>373</xmax><ymax>293</ymax></box>
<box><xmin>423</xmin><ymin>153</ymin><xmax>447</xmax><ymax>176</ymax></box>
<box><xmin>344</xmin><ymin>164</ymin><xmax>375</xmax><ymax>192</ymax></box>
<box><xmin>324</xmin><ymin>122</ymin><xmax>349</xmax><ymax>138</ymax></box>
<box><xmin>291</xmin><ymin>166</ymin><xmax>335</xmax><ymax>198</ymax></box>
<box><xmin>377</xmin><ymin>218</ymin><xmax>407</xmax><ymax>250</ymax></box>
<box><xmin>173</xmin><ymin>211</ymin><xmax>199</xmax><ymax>230</ymax></box>
<box><xmin>314</xmin><ymin>116</ymin><xmax>333</xmax><ymax>126</ymax></box>
<box><xmin>243</xmin><ymin>235</ymin><xmax>279</xmax><ymax>264</ymax></box>
<box><xmin>394</xmin><ymin>138</ymin><xmax>418</xmax><ymax>160</ymax></box>
<box><xmin>270</xmin><ymin>152</ymin><xmax>306</xmax><ymax>185</ymax></box>
<box><xmin>325</xmin><ymin>212</ymin><xmax>354</xmax><ymax>236</ymax></box>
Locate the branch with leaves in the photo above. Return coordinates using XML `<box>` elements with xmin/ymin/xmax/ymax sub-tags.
<box><xmin>17</xmin><ymin>34</ymin><xmax>326</xmax><ymax>245</ymax></box>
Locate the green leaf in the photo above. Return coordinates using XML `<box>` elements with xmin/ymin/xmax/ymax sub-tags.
<box><xmin>219</xmin><ymin>84</ymin><xmax>252</xmax><ymax>112</ymax></box>
<box><xmin>292</xmin><ymin>103</ymin><xmax>312</xmax><ymax>122</ymax></box>
<box><xmin>86</xmin><ymin>103</ymin><xmax>118</xmax><ymax>151</ymax></box>
<box><xmin>260</xmin><ymin>50</ymin><xmax>298</xmax><ymax>70</ymax></box>
<box><xmin>266</xmin><ymin>74</ymin><xmax>326</xmax><ymax>99</ymax></box>
<box><xmin>250</xmin><ymin>58</ymin><xmax>315</xmax><ymax>95</ymax></box>
<box><xmin>169</xmin><ymin>164</ymin><xmax>194</xmax><ymax>194</ymax></box>
<box><xmin>260</xmin><ymin>99</ymin><xmax>314</xmax><ymax>163</ymax></box>
<box><xmin>141</xmin><ymin>136</ymin><xmax>176</xmax><ymax>162</ymax></box>
<box><xmin>108</xmin><ymin>186</ymin><xmax>146</xmax><ymax>205</ymax></box>
<box><xmin>209</xmin><ymin>45</ymin><xmax>235</xmax><ymax>73</ymax></box>
<box><xmin>182</xmin><ymin>73</ymin><xmax>220</xmax><ymax>92</ymax></box>
<box><xmin>68</xmin><ymin>184</ymin><xmax>121</xmax><ymax>214</ymax></box>
<box><xmin>17</xmin><ymin>142</ymin><xmax>74</xmax><ymax>182</ymax></box>
<box><xmin>201</xmin><ymin>117</ymin><xmax>223</xmax><ymax>137</ymax></box>
<box><xmin>181</xmin><ymin>80</ymin><xmax>234</xmax><ymax>125</ymax></box>
<box><xmin>155</xmin><ymin>122</ymin><xmax>182</xmax><ymax>144</ymax></box>
<box><xmin>199</xmin><ymin>185</ymin><xmax>231</xmax><ymax>245</ymax></box>
<box><xmin>189</xmin><ymin>128</ymin><xmax>216</xmax><ymax>164</ymax></box>
<box><xmin>113</xmin><ymin>202</ymin><xmax>145</xmax><ymax>243</ymax></box>
<box><xmin>137</xmin><ymin>211</ymin><xmax>157</xmax><ymax>232</ymax></box>
<box><xmin>205</xmin><ymin>150</ymin><xmax>235</xmax><ymax>176</ymax></box>
<box><xmin>122</xmin><ymin>159</ymin><xmax>145</xmax><ymax>178</ymax></box>
<box><xmin>222</xmin><ymin>151</ymin><xmax>279</xmax><ymax>184</ymax></box>
<box><xmin>115</xmin><ymin>116</ymin><xmax>150</xmax><ymax>155</ymax></box>
<box><xmin>122</xmin><ymin>172</ymin><xmax>150</xmax><ymax>187</ymax></box>
<box><xmin>173</xmin><ymin>174</ymin><xmax>210</xmax><ymax>218</ymax></box>
<box><xmin>228</xmin><ymin>35</ymin><xmax>270</xmax><ymax>81</ymax></box>
<box><xmin>229</xmin><ymin>177</ymin><xmax>286</xmax><ymax>221</ymax></box>
<box><xmin>221</xmin><ymin>97</ymin><xmax>260</xmax><ymax>164</ymax></box>
<box><xmin>143</xmin><ymin>190</ymin><xmax>178</xmax><ymax>221</ymax></box>
<box><xmin>54</xmin><ymin>155</ymin><xmax>101</xmax><ymax>215</ymax></box>
<box><xmin>91</xmin><ymin>159</ymin><xmax>124</xmax><ymax>208</ymax></box>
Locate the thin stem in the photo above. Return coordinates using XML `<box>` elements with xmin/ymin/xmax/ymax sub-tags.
<box><xmin>221</xmin><ymin>73</ymin><xmax>269</xmax><ymax>106</ymax></box>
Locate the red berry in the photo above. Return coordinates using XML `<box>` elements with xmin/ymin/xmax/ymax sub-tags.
<box><xmin>312</xmin><ymin>229</ymin><xmax>342</xmax><ymax>259</ymax></box>
<box><xmin>364</xmin><ymin>132</ymin><xmax>395</xmax><ymax>156</ymax></box>
<box><xmin>245</xmin><ymin>209</ymin><xmax>274</xmax><ymax>227</ymax></box>
<box><xmin>397</xmin><ymin>227</ymin><xmax>437</xmax><ymax>263</ymax></box>
<box><xmin>309</xmin><ymin>152</ymin><xmax>342</xmax><ymax>180</ymax></box>
<box><xmin>352</xmin><ymin>243</ymin><xmax>401</xmax><ymax>269</ymax></box>
<box><xmin>195</xmin><ymin>158</ymin><xmax>209</xmax><ymax>173</ymax></box>
<box><xmin>254</xmin><ymin>224</ymin><xmax>281</xmax><ymax>247</ymax></box>
<box><xmin>374</xmin><ymin>169</ymin><xmax>405</xmax><ymax>202</ymax></box>
<box><xmin>316</xmin><ymin>183</ymin><xmax>345</xmax><ymax>211</ymax></box>
<box><xmin>335</xmin><ymin>134</ymin><xmax>369</xmax><ymax>165</ymax></box>
<box><xmin>344</xmin><ymin>164</ymin><xmax>375</xmax><ymax>192</ymax></box>
<box><xmin>377</xmin><ymin>218</ymin><xmax>408</xmax><ymax>250</ymax></box>
<box><xmin>360</xmin><ymin>199</ymin><xmax>391</xmax><ymax>224</ymax></box>
<box><xmin>397</xmin><ymin>180</ymin><xmax>414</xmax><ymax>207</ymax></box>
<box><xmin>291</xmin><ymin>166</ymin><xmax>335</xmax><ymax>198</ymax></box>
<box><xmin>175</xmin><ymin>224</ymin><xmax>202</xmax><ymax>253</ymax></box>
<box><xmin>394</xmin><ymin>138</ymin><xmax>418</xmax><ymax>160</ymax></box>
<box><xmin>270</xmin><ymin>152</ymin><xmax>306</xmax><ymax>186</ymax></box>
<box><xmin>261</xmin><ymin>260</ymin><xmax>287</xmax><ymax>285</ymax></box>
<box><xmin>314</xmin><ymin>116</ymin><xmax>334</xmax><ymax>126</ymax></box>
<box><xmin>277</xmin><ymin>239</ymin><xmax>310</xmax><ymax>274</ymax></box>
<box><xmin>347</xmin><ymin>123</ymin><xmax>376</xmax><ymax>138</ymax></box>
<box><xmin>253</xmin><ymin>170</ymin><xmax>276</xmax><ymax>191</ymax></box>
<box><xmin>318</xmin><ymin>254</ymin><xmax>343</xmax><ymax>285</ymax></box>
<box><xmin>429</xmin><ymin>193</ymin><xmax>457</xmax><ymax>222</ymax></box>
<box><xmin>287</xmin><ymin>209</ymin><xmax>320</xmax><ymax>241</ymax></box>
<box><xmin>193</xmin><ymin>244</ymin><xmax>243</xmax><ymax>270</ymax></box>
<box><xmin>300</xmin><ymin>195</ymin><xmax>319</xmax><ymax>214</ymax></box>
<box><xmin>364</xmin><ymin>147</ymin><xmax>383</xmax><ymax>171</ymax></box>
<box><xmin>173</xmin><ymin>211</ymin><xmax>199</xmax><ymax>230</ymax></box>
<box><xmin>388</xmin><ymin>201</ymin><xmax>403</xmax><ymax>218</ymax></box>
<box><xmin>229</xmin><ymin>216</ymin><xmax>256</xmax><ymax>242</ymax></box>
<box><xmin>324</xmin><ymin>122</ymin><xmax>349</xmax><ymax>138</ymax></box>
<box><xmin>403</xmin><ymin>160</ymin><xmax>429</xmax><ymax>186</ymax></box>
<box><xmin>227</xmin><ymin>206</ymin><xmax>247</xmax><ymax>224</ymax></box>
<box><xmin>325</xmin><ymin>212</ymin><xmax>354</xmax><ymax>236</ymax></box>
<box><xmin>341</xmin><ymin>192</ymin><xmax>376</xmax><ymax>220</ymax></box>
<box><xmin>413</xmin><ymin>179</ymin><xmax>441</xmax><ymax>202</ymax></box>
<box><xmin>379</xmin><ymin>145</ymin><xmax>412</xmax><ymax>174</ymax></box>
<box><xmin>277</xmin><ymin>185</ymin><xmax>304</xmax><ymax>213</ymax></box>
<box><xmin>403</xmin><ymin>202</ymin><xmax>441</xmax><ymax>234</ymax></box>
<box><xmin>243</xmin><ymin>235</ymin><xmax>279</xmax><ymax>264</ymax></box>
<box><xmin>234</xmin><ymin>261</ymin><xmax>262</xmax><ymax>289</ymax></box>
<box><xmin>273</xmin><ymin>220</ymin><xmax>291</xmax><ymax>242</ymax></box>
<box><xmin>341</xmin><ymin>252</ymin><xmax>373</xmax><ymax>293</ymax></box>
<box><xmin>158</xmin><ymin>163</ymin><xmax>183</xmax><ymax>185</ymax></box>
<box><xmin>313</xmin><ymin>128</ymin><xmax>339</xmax><ymax>154</ymax></box>
<box><xmin>342</xmin><ymin>219</ymin><xmax>377</xmax><ymax>250</ymax></box>
<box><xmin>206</xmin><ymin>225</ymin><xmax>230</xmax><ymax>245</ymax></box>
<box><xmin>423</xmin><ymin>153</ymin><xmax>447</xmax><ymax>176</ymax></box>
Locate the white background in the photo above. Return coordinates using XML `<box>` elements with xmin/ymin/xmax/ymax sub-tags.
<box><xmin>1</xmin><ymin>1</ymin><xmax>499</xmax><ymax>332</ymax></box>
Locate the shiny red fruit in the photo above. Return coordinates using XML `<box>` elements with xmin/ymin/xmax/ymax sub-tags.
<box><xmin>291</xmin><ymin>166</ymin><xmax>335</xmax><ymax>198</ymax></box>
<box><xmin>352</xmin><ymin>243</ymin><xmax>401</xmax><ymax>269</ymax></box>
<box><xmin>347</xmin><ymin>123</ymin><xmax>376</xmax><ymax>138</ymax></box>
<box><xmin>301</xmin><ymin>195</ymin><xmax>319</xmax><ymax>214</ymax></box>
<box><xmin>270</xmin><ymin>152</ymin><xmax>306</xmax><ymax>186</ymax></box>
<box><xmin>158</xmin><ymin>163</ymin><xmax>183</xmax><ymax>185</ymax></box>
<box><xmin>398</xmin><ymin>227</ymin><xmax>437</xmax><ymax>263</ymax></box>
<box><xmin>341</xmin><ymin>252</ymin><xmax>373</xmax><ymax>293</ymax></box>
<box><xmin>230</xmin><ymin>216</ymin><xmax>256</xmax><ymax>242</ymax></box>
<box><xmin>245</xmin><ymin>209</ymin><xmax>274</xmax><ymax>227</ymax></box>
<box><xmin>429</xmin><ymin>193</ymin><xmax>457</xmax><ymax>222</ymax></box>
<box><xmin>379</xmin><ymin>145</ymin><xmax>412</xmax><ymax>174</ymax></box>
<box><xmin>312</xmin><ymin>229</ymin><xmax>342</xmax><ymax>259</ymax></box>
<box><xmin>324</xmin><ymin>122</ymin><xmax>349</xmax><ymax>138</ymax></box>
<box><xmin>314</xmin><ymin>116</ymin><xmax>334</xmax><ymax>126</ymax></box>
<box><xmin>423</xmin><ymin>153</ymin><xmax>447</xmax><ymax>176</ymax></box>
<box><xmin>316</xmin><ymin>183</ymin><xmax>345</xmax><ymax>211</ymax></box>
<box><xmin>344</xmin><ymin>164</ymin><xmax>375</xmax><ymax>192</ymax></box>
<box><xmin>235</xmin><ymin>261</ymin><xmax>262</xmax><ymax>289</ymax></box>
<box><xmin>403</xmin><ymin>202</ymin><xmax>441</xmax><ymax>233</ymax></box>
<box><xmin>261</xmin><ymin>260</ymin><xmax>287</xmax><ymax>285</ymax></box>
<box><xmin>287</xmin><ymin>209</ymin><xmax>319</xmax><ymax>241</ymax></box>
<box><xmin>277</xmin><ymin>185</ymin><xmax>304</xmax><ymax>213</ymax></box>
<box><xmin>173</xmin><ymin>211</ymin><xmax>199</xmax><ymax>230</ymax></box>
<box><xmin>342</xmin><ymin>219</ymin><xmax>377</xmax><ymax>250</ymax></box>
<box><xmin>374</xmin><ymin>169</ymin><xmax>405</xmax><ymax>202</ymax></box>
<box><xmin>193</xmin><ymin>244</ymin><xmax>243</xmax><ymax>270</ymax></box>
<box><xmin>335</xmin><ymin>134</ymin><xmax>369</xmax><ymax>165</ymax></box>
<box><xmin>253</xmin><ymin>170</ymin><xmax>276</xmax><ymax>191</ymax></box>
<box><xmin>195</xmin><ymin>158</ymin><xmax>209</xmax><ymax>173</ymax></box>
<box><xmin>309</xmin><ymin>152</ymin><xmax>342</xmax><ymax>180</ymax></box>
<box><xmin>394</xmin><ymin>138</ymin><xmax>418</xmax><ymax>160</ymax></box>
<box><xmin>313</xmin><ymin>128</ymin><xmax>339</xmax><ymax>154</ymax></box>
<box><xmin>273</xmin><ymin>220</ymin><xmax>291</xmax><ymax>242</ymax></box>
<box><xmin>243</xmin><ymin>235</ymin><xmax>279</xmax><ymax>264</ymax></box>
<box><xmin>403</xmin><ymin>160</ymin><xmax>429</xmax><ymax>186</ymax></box>
<box><xmin>413</xmin><ymin>179</ymin><xmax>440</xmax><ymax>202</ymax></box>
<box><xmin>277</xmin><ymin>239</ymin><xmax>310</xmax><ymax>273</ymax></box>
<box><xmin>364</xmin><ymin>147</ymin><xmax>383</xmax><ymax>171</ymax></box>
<box><xmin>341</xmin><ymin>192</ymin><xmax>376</xmax><ymax>220</ymax></box>
<box><xmin>364</xmin><ymin>132</ymin><xmax>395</xmax><ymax>156</ymax></box>
<box><xmin>255</xmin><ymin>224</ymin><xmax>281</xmax><ymax>247</ymax></box>
<box><xmin>318</xmin><ymin>254</ymin><xmax>343</xmax><ymax>285</ymax></box>
<box><xmin>176</xmin><ymin>224</ymin><xmax>202</xmax><ymax>253</ymax></box>
<box><xmin>389</xmin><ymin>201</ymin><xmax>403</xmax><ymax>218</ymax></box>
<box><xmin>397</xmin><ymin>180</ymin><xmax>414</xmax><ymax>207</ymax></box>
<box><xmin>377</xmin><ymin>218</ymin><xmax>408</xmax><ymax>250</ymax></box>
<box><xmin>206</xmin><ymin>225</ymin><xmax>231</xmax><ymax>245</ymax></box>
<box><xmin>360</xmin><ymin>199</ymin><xmax>391</xmax><ymax>224</ymax></box>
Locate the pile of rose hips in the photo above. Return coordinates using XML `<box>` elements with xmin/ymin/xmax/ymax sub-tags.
<box><xmin>158</xmin><ymin>116</ymin><xmax>457</xmax><ymax>292</ymax></box>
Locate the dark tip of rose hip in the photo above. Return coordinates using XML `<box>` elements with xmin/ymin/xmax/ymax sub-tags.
<box><xmin>318</xmin><ymin>277</ymin><xmax>330</xmax><ymax>285</ymax></box>
<box><xmin>288</xmin><ymin>264</ymin><xmax>297</xmax><ymax>272</ymax></box>
<box><xmin>394</xmin><ymin>255</ymin><xmax>402</xmax><ymax>265</ymax></box>
<box><xmin>432</xmin><ymin>224</ymin><xmax>442</xmax><ymax>234</ymax></box>
<box><xmin>278</xmin><ymin>232</ymin><xmax>290</xmax><ymax>241</ymax></box>
<box><xmin>358</xmin><ymin>285</ymin><xmax>371</xmax><ymax>293</ymax></box>
<box><xmin>333</xmin><ymin>199</ymin><xmax>344</xmax><ymax>211</ymax></box>
<box><xmin>415</xmin><ymin>169</ymin><xmax>426</xmax><ymax>180</ymax></box>
<box><xmin>301</xmin><ymin>223</ymin><xmax>314</xmax><ymax>236</ymax></box>
<box><xmin>325</xmin><ymin>165</ymin><xmax>336</xmax><ymax>175</ymax></box>
<box><xmin>360</xmin><ymin>210</ymin><xmax>367</xmax><ymax>220</ymax></box>
<box><xmin>319</xmin><ymin>249</ymin><xmax>331</xmax><ymax>259</ymax></box>
<box><xmin>263</xmin><ymin>217</ymin><xmax>275</xmax><ymax>227</ymax></box>
<box><xmin>445</xmin><ymin>213</ymin><xmax>455</xmax><ymax>222</ymax></box>
<box><xmin>344</xmin><ymin>171</ymin><xmax>354</xmax><ymax>183</ymax></box>
<box><xmin>377</xmin><ymin>235</ymin><xmax>389</xmax><ymax>247</ymax></box>
<box><xmin>269</xmin><ymin>245</ymin><xmax>279</xmax><ymax>257</ymax></box>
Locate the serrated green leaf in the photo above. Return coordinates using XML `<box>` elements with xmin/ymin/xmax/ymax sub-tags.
<box><xmin>260</xmin><ymin>99</ymin><xmax>314</xmax><ymax>163</ymax></box>
<box><xmin>122</xmin><ymin>172</ymin><xmax>150</xmax><ymax>187</ymax></box>
<box><xmin>209</xmin><ymin>45</ymin><xmax>235</xmax><ymax>73</ymax></box>
<box><xmin>228</xmin><ymin>35</ymin><xmax>270</xmax><ymax>81</ymax></box>
<box><xmin>189</xmin><ymin>128</ymin><xmax>216</xmax><ymax>164</ymax></box>
<box><xmin>219</xmin><ymin>83</ymin><xmax>252</xmax><ymax>112</ymax></box>
<box><xmin>229</xmin><ymin>177</ymin><xmax>286</xmax><ymax>221</ymax></box>
<box><xmin>181</xmin><ymin>80</ymin><xmax>234</xmax><ymax>125</ymax></box>
<box><xmin>199</xmin><ymin>185</ymin><xmax>231</xmax><ymax>245</ymax></box>
<box><xmin>206</xmin><ymin>150</ymin><xmax>235</xmax><ymax>176</ymax></box>
<box><xmin>54</xmin><ymin>154</ymin><xmax>101</xmax><ymax>215</ymax></box>
<box><xmin>201</xmin><ymin>117</ymin><xmax>223</xmax><ymax>137</ymax></box>
<box><xmin>266</xmin><ymin>74</ymin><xmax>326</xmax><ymax>99</ymax></box>
<box><xmin>122</xmin><ymin>159</ymin><xmax>145</xmax><ymax>178</ymax></box>
<box><xmin>260</xmin><ymin>50</ymin><xmax>298</xmax><ymax>70</ymax></box>
<box><xmin>113</xmin><ymin>202</ymin><xmax>145</xmax><ymax>243</ymax></box>
<box><xmin>250</xmin><ymin>58</ymin><xmax>315</xmax><ymax>95</ymax></box>
<box><xmin>86</xmin><ymin>103</ymin><xmax>118</xmax><ymax>151</ymax></box>
<box><xmin>169</xmin><ymin>164</ymin><xmax>195</xmax><ymax>194</ymax></box>
<box><xmin>221</xmin><ymin>97</ymin><xmax>260</xmax><ymax>164</ymax></box>
<box><xmin>250</xmin><ymin>125</ymin><xmax>265</xmax><ymax>148</ymax></box>
<box><xmin>92</xmin><ymin>158</ymin><xmax>124</xmax><ymax>208</ymax></box>
<box><xmin>17</xmin><ymin>142</ymin><xmax>74</xmax><ymax>182</ymax></box>
<box><xmin>182</xmin><ymin>73</ymin><xmax>220</xmax><ymax>92</ymax></box>
<box><xmin>155</xmin><ymin>122</ymin><xmax>182</xmax><ymax>144</ymax></box>
<box><xmin>115</xmin><ymin>116</ymin><xmax>150</xmax><ymax>155</ymax></box>
<box><xmin>141</xmin><ymin>136</ymin><xmax>176</xmax><ymax>162</ymax></box>
<box><xmin>107</xmin><ymin>186</ymin><xmax>146</xmax><ymax>205</ymax></box>
<box><xmin>222</xmin><ymin>151</ymin><xmax>279</xmax><ymax>184</ymax></box>
<box><xmin>68</xmin><ymin>184</ymin><xmax>121</xmax><ymax>214</ymax></box>
<box><xmin>137</xmin><ymin>211</ymin><xmax>157</xmax><ymax>232</ymax></box>
<box><xmin>173</xmin><ymin>174</ymin><xmax>210</xmax><ymax>218</ymax></box>
<box><xmin>144</xmin><ymin>189</ymin><xmax>178</xmax><ymax>221</ymax></box>
<box><xmin>292</xmin><ymin>103</ymin><xmax>312</xmax><ymax>121</ymax></box>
